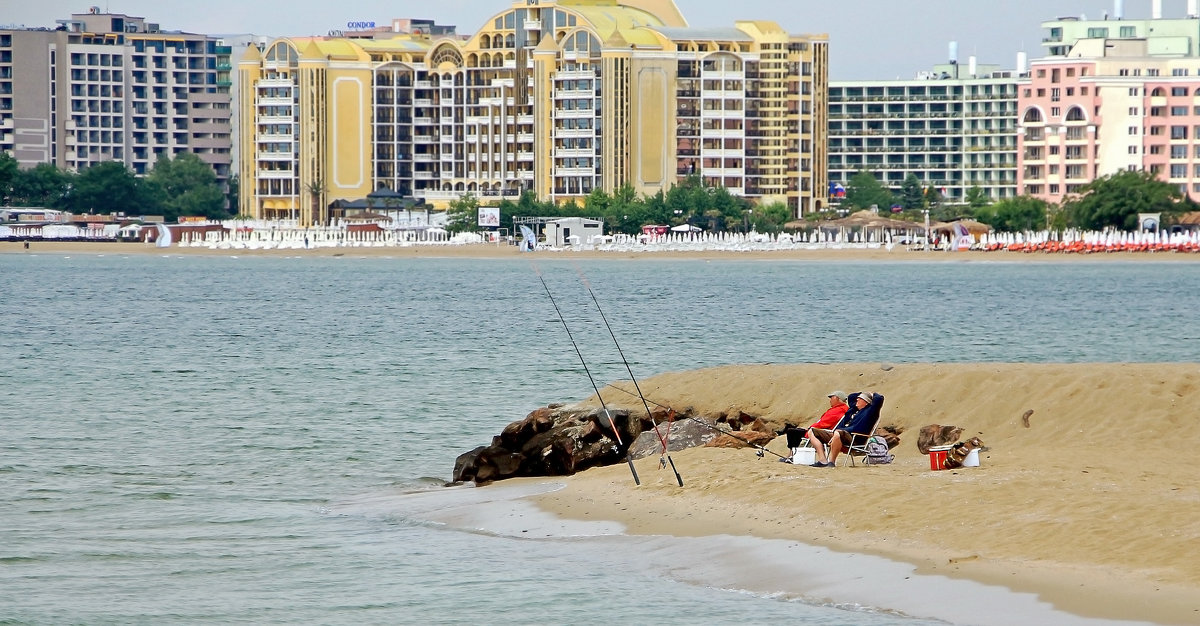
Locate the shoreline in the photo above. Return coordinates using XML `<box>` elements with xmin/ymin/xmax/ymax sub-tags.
<box><xmin>5</xmin><ymin>240</ymin><xmax>1200</xmax><ymax>263</ymax></box>
<box><xmin>369</xmin><ymin>480</ymin><xmax>1139</xmax><ymax>626</ymax></box>
<box><xmin>506</xmin><ymin>363</ymin><xmax>1200</xmax><ymax>624</ymax></box>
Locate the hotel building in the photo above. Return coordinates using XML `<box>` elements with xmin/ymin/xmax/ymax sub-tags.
<box><xmin>828</xmin><ymin>61</ymin><xmax>1021</xmax><ymax>205</ymax></box>
<box><xmin>1020</xmin><ymin>2</ymin><xmax>1200</xmax><ymax>203</ymax></box>
<box><xmin>238</xmin><ymin>0</ymin><xmax>828</xmax><ymax>225</ymax></box>
<box><xmin>0</xmin><ymin>10</ymin><xmax>233</xmax><ymax>187</ymax></box>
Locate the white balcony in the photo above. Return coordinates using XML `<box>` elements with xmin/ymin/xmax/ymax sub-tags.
<box><xmin>412</xmin><ymin>154</ymin><xmax>434</xmax><ymax>162</ymax></box>
<box><xmin>479</xmin><ymin>97</ymin><xmax>502</xmax><ymax>107</ymax></box>
<box><xmin>258</xmin><ymin>96</ymin><xmax>292</xmax><ymax>106</ymax></box>
<box><xmin>257</xmin><ymin>169</ymin><xmax>294</xmax><ymax>179</ymax></box>
<box><xmin>413</xmin><ymin>116</ymin><xmax>434</xmax><ymax>125</ymax></box>
<box><xmin>554</xmin><ymin>148</ymin><xmax>594</xmax><ymax>158</ymax></box>
<box><xmin>554</xmin><ymin>167</ymin><xmax>596</xmax><ymax>176</ymax></box>
<box><xmin>517</xmin><ymin>151</ymin><xmax>534</xmax><ymax>160</ymax></box>
<box><xmin>258</xmin><ymin>115</ymin><xmax>293</xmax><ymax>124</ymax></box>
<box><xmin>555</xmin><ymin>89</ymin><xmax>594</xmax><ymax>99</ymax></box>
<box><xmin>258</xmin><ymin>78</ymin><xmax>294</xmax><ymax>88</ymax></box>
<box><xmin>413</xmin><ymin>98</ymin><xmax>433</xmax><ymax>107</ymax></box>
<box><xmin>555</xmin><ymin>128</ymin><xmax>594</xmax><ymax>138</ymax></box>
<box><xmin>413</xmin><ymin>135</ymin><xmax>436</xmax><ymax>144</ymax></box>
<box><xmin>258</xmin><ymin>152</ymin><xmax>294</xmax><ymax>162</ymax></box>
<box><xmin>516</xmin><ymin>115</ymin><xmax>533</xmax><ymax>125</ymax></box>
<box><xmin>489</xmin><ymin>78</ymin><xmax>515</xmax><ymax>89</ymax></box>
<box><xmin>556</xmin><ymin>70</ymin><xmax>594</xmax><ymax>80</ymax></box>
<box><xmin>413</xmin><ymin>171</ymin><xmax>435</xmax><ymax>179</ymax></box>
<box><xmin>516</xmin><ymin>132</ymin><xmax>534</xmax><ymax>143</ymax></box>
<box><xmin>524</xmin><ymin>19</ymin><xmax>542</xmax><ymax>30</ymax></box>
<box><xmin>414</xmin><ymin>80</ymin><xmax>433</xmax><ymax>89</ymax></box>
<box><xmin>555</xmin><ymin>108</ymin><xmax>594</xmax><ymax>119</ymax></box>
<box><xmin>256</xmin><ymin>133</ymin><xmax>293</xmax><ymax>142</ymax></box>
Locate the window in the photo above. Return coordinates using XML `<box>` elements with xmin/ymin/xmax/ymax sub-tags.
<box><xmin>1120</xmin><ymin>26</ymin><xmax>1136</xmax><ymax>38</ymax></box>
<box><xmin>1171</xmin><ymin>164</ymin><xmax>1187</xmax><ymax>178</ymax></box>
<box><xmin>1129</xmin><ymin>145</ymin><xmax>1139</xmax><ymax>154</ymax></box>
<box><xmin>1067</xmin><ymin>146</ymin><xmax>1085</xmax><ymax>159</ymax></box>
<box><xmin>1171</xmin><ymin>144</ymin><xmax>1188</xmax><ymax>158</ymax></box>
<box><xmin>1051</xmin><ymin>106</ymin><xmax>1061</xmax><ymax>117</ymax></box>
<box><xmin>1051</xmin><ymin>88</ymin><xmax>1061</xmax><ymax>102</ymax></box>
<box><xmin>1150</xmin><ymin>126</ymin><xmax>1164</xmax><ymax>136</ymax></box>
<box><xmin>1050</xmin><ymin>145</ymin><xmax>1061</xmax><ymax>155</ymax></box>
<box><xmin>1130</xmin><ymin>107</ymin><xmax>1141</xmax><ymax>116</ymax></box>
<box><xmin>1081</xmin><ymin>87</ymin><xmax>1090</xmax><ymax>95</ymax></box>
<box><xmin>1067</xmin><ymin>68</ymin><xmax>1076</xmax><ymax>77</ymax></box>
<box><xmin>1067</xmin><ymin>165</ymin><xmax>1086</xmax><ymax>179</ymax></box>
<box><xmin>1172</xmin><ymin>106</ymin><xmax>1189</xmax><ymax>116</ymax></box>
<box><xmin>1037</xmin><ymin>69</ymin><xmax>1046</xmax><ymax>78</ymax></box>
<box><xmin>1129</xmin><ymin>87</ymin><xmax>1140</xmax><ymax>96</ymax></box>
<box><xmin>1052</xmin><ymin>68</ymin><xmax>1061</xmax><ymax>83</ymax></box>
<box><xmin>1023</xmin><ymin>88</ymin><xmax>1031</xmax><ymax>98</ymax></box>
<box><xmin>1067</xmin><ymin>87</ymin><xmax>1075</xmax><ymax>96</ymax></box>
<box><xmin>1148</xmin><ymin>69</ymin><xmax>1160</xmax><ymax>77</ymax></box>
<box><xmin>1050</xmin><ymin>184</ymin><xmax>1060</xmax><ymax>194</ymax></box>
<box><xmin>1173</xmin><ymin>86</ymin><xmax>1189</xmax><ymax>96</ymax></box>
<box><xmin>1129</xmin><ymin>126</ymin><xmax>1139</xmax><ymax>135</ymax></box>
<box><xmin>1150</xmin><ymin>144</ymin><xmax>1164</xmax><ymax>155</ymax></box>
<box><xmin>1086</xmin><ymin>27</ymin><xmax>1109</xmax><ymax>38</ymax></box>
<box><xmin>1172</xmin><ymin>125</ymin><xmax>1189</xmax><ymax>139</ymax></box>
<box><xmin>1173</xmin><ymin>68</ymin><xmax>1189</xmax><ymax>77</ymax></box>
<box><xmin>1119</xmin><ymin>69</ymin><xmax>1130</xmax><ymax>77</ymax></box>
<box><xmin>1194</xmin><ymin>164</ymin><xmax>1200</xmax><ymax>177</ymax></box>
<box><xmin>1037</xmin><ymin>88</ymin><xmax>1046</xmax><ymax>97</ymax></box>
<box><xmin>1050</xmin><ymin>164</ymin><xmax>1060</xmax><ymax>175</ymax></box>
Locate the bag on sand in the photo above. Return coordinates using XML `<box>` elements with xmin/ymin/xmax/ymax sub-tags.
<box><xmin>864</xmin><ymin>435</ymin><xmax>894</xmax><ymax>465</ymax></box>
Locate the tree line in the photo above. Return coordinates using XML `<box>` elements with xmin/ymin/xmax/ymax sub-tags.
<box><xmin>446</xmin><ymin>175</ymin><xmax>793</xmax><ymax>235</ymax></box>
<box><xmin>0</xmin><ymin>152</ymin><xmax>232</xmax><ymax>222</ymax></box>
<box><xmin>839</xmin><ymin>169</ymin><xmax>1198</xmax><ymax>232</ymax></box>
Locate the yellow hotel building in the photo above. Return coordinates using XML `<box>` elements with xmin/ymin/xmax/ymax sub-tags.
<box><xmin>238</xmin><ymin>0</ymin><xmax>827</xmax><ymax>225</ymax></box>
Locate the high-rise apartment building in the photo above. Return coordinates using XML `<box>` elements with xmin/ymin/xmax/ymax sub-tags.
<box><xmin>1020</xmin><ymin>3</ymin><xmax>1200</xmax><ymax>203</ymax></box>
<box><xmin>238</xmin><ymin>0</ymin><xmax>827</xmax><ymax>225</ymax></box>
<box><xmin>828</xmin><ymin>62</ymin><xmax>1021</xmax><ymax>205</ymax></box>
<box><xmin>0</xmin><ymin>10</ymin><xmax>233</xmax><ymax>189</ymax></box>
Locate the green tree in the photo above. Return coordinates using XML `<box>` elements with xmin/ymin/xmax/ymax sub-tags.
<box><xmin>69</xmin><ymin>161</ymin><xmax>143</xmax><ymax>214</ymax></box>
<box><xmin>750</xmin><ymin>201</ymin><xmax>791</xmax><ymax>233</ymax></box>
<box><xmin>0</xmin><ymin>152</ymin><xmax>18</xmax><ymax>204</ymax></box>
<box><xmin>975</xmin><ymin>195</ymin><xmax>1049</xmax><ymax>232</ymax></box>
<box><xmin>842</xmin><ymin>170</ymin><xmax>893</xmax><ymax>211</ymax></box>
<box><xmin>1064</xmin><ymin>170</ymin><xmax>1193</xmax><ymax>230</ymax></box>
<box><xmin>147</xmin><ymin>153</ymin><xmax>226</xmax><ymax>221</ymax></box>
<box><xmin>900</xmin><ymin>174</ymin><xmax>924</xmax><ymax>211</ymax></box>
<box><xmin>11</xmin><ymin>163</ymin><xmax>72</xmax><ymax>208</ymax></box>
<box><xmin>965</xmin><ymin>185</ymin><xmax>991</xmax><ymax>211</ymax></box>
<box><xmin>227</xmin><ymin>173</ymin><xmax>240</xmax><ymax>216</ymax></box>
<box><xmin>446</xmin><ymin>193</ymin><xmax>479</xmax><ymax>233</ymax></box>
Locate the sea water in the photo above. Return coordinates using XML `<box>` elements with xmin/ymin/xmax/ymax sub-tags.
<box><xmin>1</xmin><ymin>253</ymin><xmax>1192</xmax><ymax>624</ymax></box>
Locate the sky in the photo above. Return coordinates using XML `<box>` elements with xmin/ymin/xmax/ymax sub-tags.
<box><xmin>1</xmin><ymin>0</ymin><xmax>1167</xmax><ymax>79</ymax></box>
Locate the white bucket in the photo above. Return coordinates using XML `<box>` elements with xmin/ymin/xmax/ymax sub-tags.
<box><xmin>962</xmin><ymin>448</ymin><xmax>980</xmax><ymax>467</ymax></box>
<box><xmin>791</xmin><ymin>447</ymin><xmax>816</xmax><ymax>466</ymax></box>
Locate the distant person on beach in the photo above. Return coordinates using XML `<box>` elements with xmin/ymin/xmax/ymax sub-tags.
<box><xmin>806</xmin><ymin>391</ymin><xmax>877</xmax><ymax>467</ymax></box>
<box><xmin>778</xmin><ymin>390</ymin><xmax>848</xmax><ymax>463</ymax></box>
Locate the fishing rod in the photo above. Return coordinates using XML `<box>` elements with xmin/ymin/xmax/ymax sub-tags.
<box><xmin>601</xmin><ymin>383</ymin><xmax>790</xmax><ymax>462</ymax></box>
<box><xmin>533</xmin><ymin>264</ymin><xmax>640</xmax><ymax>486</ymax></box>
<box><xmin>574</xmin><ymin>266</ymin><xmax>683</xmax><ymax>487</ymax></box>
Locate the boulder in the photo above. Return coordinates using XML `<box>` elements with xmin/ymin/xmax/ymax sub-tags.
<box><xmin>917</xmin><ymin>424</ymin><xmax>963</xmax><ymax>454</ymax></box>
<box><xmin>452</xmin><ymin>406</ymin><xmax>643</xmax><ymax>484</ymax></box>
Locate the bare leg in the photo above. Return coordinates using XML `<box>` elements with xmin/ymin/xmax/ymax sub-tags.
<box><xmin>828</xmin><ymin>434</ymin><xmax>845</xmax><ymax>465</ymax></box>
<box><xmin>807</xmin><ymin>429</ymin><xmax>829</xmax><ymax>463</ymax></box>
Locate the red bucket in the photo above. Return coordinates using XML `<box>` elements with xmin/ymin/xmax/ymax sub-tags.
<box><xmin>928</xmin><ymin>446</ymin><xmax>952</xmax><ymax>471</ymax></box>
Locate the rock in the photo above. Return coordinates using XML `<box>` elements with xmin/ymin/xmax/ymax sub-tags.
<box><xmin>705</xmin><ymin>430</ymin><xmax>773</xmax><ymax>449</ymax></box>
<box><xmin>452</xmin><ymin>405</ymin><xmax>642</xmax><ymax>484</ymax></box>
<box><xmin>917</xmin><ymin>424</ymin><xmax>963</xmax><ymax>455</ymax></box>
<box><xmin>627</xmin><ymin>413</ymin><xmax>720</xmax><ymax>460</ymax></box>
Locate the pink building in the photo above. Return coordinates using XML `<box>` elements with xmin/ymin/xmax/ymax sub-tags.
<box><xmin>1018</xmin><ymin>60</ymin><xmax>1100</xmax><ymax>203</ymax></box>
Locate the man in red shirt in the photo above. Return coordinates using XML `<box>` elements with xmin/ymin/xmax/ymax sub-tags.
<box><xmin>779</xmin><ymin>391</ymin><xmax>849</xmax><ymax>463</ymax></box>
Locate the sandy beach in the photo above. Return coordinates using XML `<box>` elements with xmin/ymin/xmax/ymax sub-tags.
<box><xmin>523</xmin><ymin>363</ymin><xmax>1200</xmax><ymax>624</ymax></box>
<box><xmin>6</xmin><ymin>239</ymin><xmax>1200</xmax><ymax>263</ymax></box>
